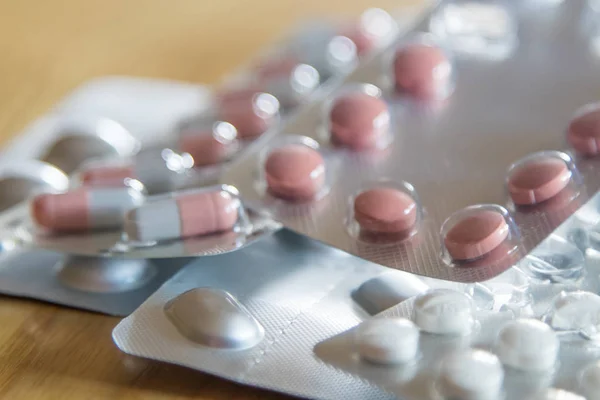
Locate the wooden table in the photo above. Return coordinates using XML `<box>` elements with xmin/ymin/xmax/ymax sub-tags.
<box><xmin>0</xmin><ymin>0</ymin><xmax>420</xmax><ymax>398</ymax></box>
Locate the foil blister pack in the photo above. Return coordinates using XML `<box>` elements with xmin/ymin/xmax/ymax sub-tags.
<box><xmin>113</xmin><ymin>229</ymin><xmax>453</xmax><ymax>400</ymax></box>
<box><xmin>222</xmin><ymin>0</ymin><xmax>600</xmax><ymax>283</ymax></box>
<box><xmin>0</xmin><ymin>4</ymin><xmax>434</xmax><ymax>262</ymax></box>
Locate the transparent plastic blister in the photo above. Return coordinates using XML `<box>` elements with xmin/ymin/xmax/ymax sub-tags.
<box><xmin>428</xmin><ymin>0</ymin><xmax>518</xmax><ymax>61</ymax></box>
<box><xmin>222</xmin><ymin>0</ymin><xmax>600</xmax><ymax>282</ymax></box>
<box><xmin>12</xmin><ymin>184</ymin><xmax>280</xmax><ymax>258</ymax></box>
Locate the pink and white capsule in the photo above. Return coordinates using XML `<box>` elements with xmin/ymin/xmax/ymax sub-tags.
<box><xmin>124</xmin><ymin>188</ymin><xmax>240</xmax><ymax>243</ymax></box>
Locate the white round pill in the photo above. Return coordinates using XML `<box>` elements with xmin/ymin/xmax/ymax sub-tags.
<box><xmin>547</xmin><ymin>291</ymin><xmax>600</xmax><ymax>340</ymax></box>
<box><xmin>579</xmin><ymin>361</ymin><xmax>600</xmax><ymax>400</ymax></box>
<box><xmin>529</xmin><ymin>388</ymin><xmax>585</xmax><ymax>400</ymax></box>
<box><xmin>356</xmin><ymin>318</ymin><xmax>420</xmax><ymax>365</ymax></box>
<box><xmin>494</xmin><ymin>319</ymin><xmax>559</xmax><ymax>371</ymax></box>
<box><xmin>413</xmin><ymin>289</ymin><xmax>474</xmax><ymax>335</ymax></box>
<box><xmin>436</xmin><ymin>349</ymin><xmax>504</xmax><ymax>400</ymax></box>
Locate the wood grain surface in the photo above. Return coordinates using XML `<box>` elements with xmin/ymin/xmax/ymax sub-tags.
<box><xmin>0</xmin><ymin>0</ymin><xmax>420</xmax><ymax>398</ymax></box>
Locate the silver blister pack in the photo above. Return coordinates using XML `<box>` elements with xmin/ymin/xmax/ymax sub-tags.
<box><xmin>315</xmin><ymin>192</ymin><xmax>600</xmax><ymax>399</ymax></box>
<box><xmin>0</xmin><ymin>249</ymin><xmax>189</xmax><ymax>316</ymax></box>
<box><xmin>113</xmin><ymin>229</ymin><xmax>458</xmax><ymax>400</ymax></box>
<box><xmin>222</xmin><ymin>0</ymin><xmax>600</xmax><ymax>283</ymax></box>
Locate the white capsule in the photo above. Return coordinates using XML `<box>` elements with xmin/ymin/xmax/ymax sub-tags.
<box><xmin>356</xmin><ymin>318</ymin><xmax>419</xmax><ymax>365</ymax></box>
<box><xmin>413</xmin><ymin>289</ymin><xmax>474</xmax><ymax>335</ymax></box>
<box><xmin>436</xmin><ymin>349</ymin><xmax>504</xmax><ymax>400</ymax></box>
<box><xmin>579</xmin><ymin>361</ymin><xmax>600</xmax><ymax>400</ymax></box>
<box><xmin>494</xmin><ymin>319</ymin><xmax>559</xmax><ymax>372</ymax></box>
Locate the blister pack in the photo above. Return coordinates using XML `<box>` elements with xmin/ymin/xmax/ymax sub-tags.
<box><xmin>113</xmin><ymin>228</ymin><xmax>456</xmax><ymax>399</ymax></box>
<box><xmin>222</xmin><ymin>0</ymin><xmax>600</xmax><ymax>283</ymax></box>
<box><xmin>315</xmin><ymin>232</ymin><xmax>600</xmax><ymax>399</ymax></box>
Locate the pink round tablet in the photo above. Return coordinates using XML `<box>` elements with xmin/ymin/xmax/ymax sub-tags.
<box><xmin>507</xmin><ymin>157</ymin><xmax>571</xmax><ymax>205</ymax></box>
<box><xmin>444</xmin><ymin>210</ymin><xmax>509</xmax><ymax>261</ymax></box>
<box><xmin>264</xmin><ymin>144</ymin><xmax>325</xmax><ymax>200</ymax></box>
<box><xmin>219</xmin><ymin>92</ymin><xmax>279</xmax><ymax>139</ymax></box>
<box><xmin>330</xmin><ymin>92</ymin><xmax>389</xmax><ymax>150</ymax></box>
<box><xmin>255</xmin><ymin>57</ymin><xmax>299</xmax><ymax>80</ymax></box>
<box><xmin>354</xmin><ymin>188</ymin><xmax>417</xmax><ymax>234</ymax></box>
<box><xmin>393</xmin><ymin>43</ymin><xmax>451</xmax><ymax>101</ymax></box>
<box><xmin>340</xmin><ymin>26</ymin><xmax>376</xmax><ymax>56</ymax></box>
<box><xmin>567</xmin><ymin>107</ymin><xmax>600</xmax><ymax>156</ymax></box>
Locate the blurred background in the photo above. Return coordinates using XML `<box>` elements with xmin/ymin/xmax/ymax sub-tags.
<box><xmin>0</xmin><ymin>0</ymin><xmax>411</xmax><ymax>147</ymax></box>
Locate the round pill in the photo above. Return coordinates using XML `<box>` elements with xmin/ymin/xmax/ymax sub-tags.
<box><xmin>219</xmin><ymin>92</ymin><xmax>280</xmax><ymax>139</ymax></box>
<box><xmin>354</xmin><ymin>188</ymin><xmax>417</xmax><ymax>234</ymax></box>
<box><xmin>31</xmin><ymin>187</ymin><xmax>145</xmax><ymax>233</ymax></box>
<box><xmin>444</xmin><ymin>209</ymin><xmax>510</xmax><ymax>261</ymax></box>
<box><xmin>413</xmin><ymin>289</ymin><xmax>474</xmax><ymax>335</ymax></box>
<box><xmin>436</xmin><ymin>349</ymin><xmax>504</xmax><ymax>400</ymax></box>
<box><xmin>178</xmin><ymin>122</ymin><xmax>238</xmax><ymax>167</ymax></box>
<box><xmin>547</xmin><ymin>291</ymin><xmax>600</xmax><ymax>338</ymax></box>
<box><xmin>341</xmin><ymin>8</ymin><xmax>396</xmax><ymax>55</ymax></box>
<box><xmin>356</xmin><ymin>318</ymin><xmax>419</xmax><ymax>365</ymax></box>
<box><xmin>579</xmin><ymin>361</ymin><xmax>600</xmax><ymax>400</ymax></box>
<box><xmin>393</xmin><ymin>43</ymin><xmax>452</xmax><ymax>101</ymax></box>
<box><xmin>568</xmin><ymin>106</ymin><xmax>600</xmax><ymax>156</ymax></box>
<box><xmin>329</xmin><ymin>92</ymin><xmax>390</xmax><ymax>149</ymax></box>
<box><xmin>264</xmin><ymin>144</ymin><xmax>325</xmax><ymax>200</ymax></box>
<box><xmin>494</xmin><ymin>319</ymin><xmax>559</xmax><ymax>372</ymax></box>
<box><xmin>508</xmin><ymin>157</ymin><xmax>571</xmax><ymax>205</ymax></box>
<box><xmin>125</xmin><ymin>188</ymin><xmax>239</xmax><ymax>243</ymax></box>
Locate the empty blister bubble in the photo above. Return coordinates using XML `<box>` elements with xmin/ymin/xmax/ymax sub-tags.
<box><xmin>355</xmin><ymin>318</ymin><xmax>420</xmax><ymax>365</ymax></box>
<box><xmin>124</xmin><ymin>185</ymin><xmax>248</xmax><ymax>245</ymax></box>
<box><xmin>177</xmin><ymin>119</ymin><xmax>240</xmax><ymax>167</ymax></box>
<box><xmin>433</xmin><ymin>349</ymin><xmax>505</xmax><ymax>400</ymax></box>
<box><xmin>31</xmin><ymin>185</ymin><xmax>145</xmax><ymax>233</ymax></box>
<box><xmin>507</xmin><ymin>151</ymin><xmax>577</xmax><ymax>206</ymax></box>
<box><xmin>429</xmin><ymin>0</ymin><xmax>518</xmax><ymax>60</ymax></box>
<box><xmin>413</xmin><ymin>289</ymin><xmax>475</xmax><ymax>336</ymax></box>
<box><xmin>528</xmin><ymin>388</ymin><xmax>585</xmax><ymax>400</ymax></box>
<box><xmin>353</xmin><ymin>271</ymin><xmax>429</xmax><ymax>315</ymax></box>
<box><xmin>441</xmin><ymin>204</ymin><xmax>517</xmax><ymax>264</ymax></box>
<box><xmin>56</xmin><ymin>255</ymin><xmax>157</xmax><ymax>293</ymax></box>
<box><xmin>494</xmin><ymin>319</ymin><xmax>559</xmax><ymax>372</ymax></box>
<box><xmin>259</xmin><ymin>135</ymin><xmax>327</xmax><ymax>202</ymax></box>
<box><xmin>41</xmin><ymin>116</ymin><xmax>140</xmax><ymax>174</ymax></box>
<box><xmin>579</xmin><ymin>361</ymin><xmax>600</xmax><ymax>400</ymax></box>
<box><xmin>544</xmin><ymin>291</ymin><xmax>600</xmax><ymax>341</ymax></box>
<box><xmin>325</xmin><ymin>83</ymin><xmax>391</xmax><ymax>150</ymax></box>
<box><xmin>347</xmin><ymin>180</ymin><xmax>421</xmax><ymax>244</ymax></box>
<box><xmin>520</xmin><ymin>235</ymin><xmax>585</xmax><ymax>284</ymax></box>
<box><xmin>390</xmin><ymin>34</ymin><xmax>455</xmax><ymax>102</ymax></box>
<box><xmin>164</xmin><ymin>287</ymin><xmax>264</xmax><ymax>349</ymax></box>
<box><xmin>567</xmin><ymin>103</ymin><xmax>600</xmax><ymax>156</ymax></box>
<box><xmin>78</xmin><ymin>148</ymin><xmax>194</xmax><ymax>194</ymax></box>
<box><xmin>288</xmin><ymin>26</ymin><xmax>358</xmax><ymax>79</ymax></box>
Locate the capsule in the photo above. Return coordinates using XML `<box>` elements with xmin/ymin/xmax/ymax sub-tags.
<box><xmin>31</xmin><ymin>187</ymin><xmax>145</xmax><ymax>233</ymax></box>
<box><xmin>124</xmin><ymin>188</ymin><xmax>240</xmax><ymax>243</ymax></box>
<box><xmin>254</xmin><ymin>59</ymin><xmax>320</xmax><ymax>109</ymax></box>
<box><xmin>79</xmin><ymin>149</ymin><xmax>192</xmax><ymax>194</ymax></box>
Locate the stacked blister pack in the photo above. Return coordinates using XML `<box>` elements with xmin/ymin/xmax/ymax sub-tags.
<box><xmin>7</xmin><ymin>0</ymin><xmax>600</xmax><ymax>399</ymax></box>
